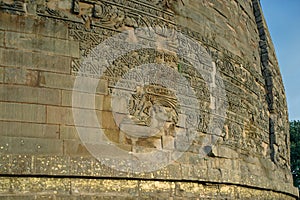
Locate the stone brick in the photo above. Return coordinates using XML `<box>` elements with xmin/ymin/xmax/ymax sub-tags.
<box><xmin>92</xmin><ymin>159</ymin><xmax>116</xmax><ymax>177</ymax></box>
<box><xmin>0</xmin><ymin>155</ymin><xmax>10</xmax><ymax>174</ymax></box>
<box><xmin>0</xmin><ymin>48</ymin><xmax>71</xmax><ymax>73</ymax></box>
<box><xmin>0</xmin><ymin>66</ymin><xmax>4</xmax><ymax>83</ymax></box>
<box><xmin>110</xmin><ymin>95</ymin><xmax>128</xmax><ymax>114</ymax></box>
<box><xmin>0</xmin><ymin>121</ymin><xmax>59</xmax><ymax>139</ymax></box>
<box><xmin>40</xmin><ymin>72</ymin><xmax>108</xmax><ymax>92</ymax></box>
<box><xmin>70</xmin><ymin>156</ymin><xmax>93</xmax><ymax>176</ymax></box>
<box><xmin>0</xmin><ymin>102</ymin><xmax>46</xmax><ymax>123</ymax></box>
<box><xmin>102</xmin><ymin>95</ymin><xmax>112</xmax><ymax>111</ymax></box>
<box><xmin>0</xmin><ymin>136</ymin><xmax>63</xmax><ymax>155</ymax></box>
<box><xmin>63</xmin><ymin>139</ymin><xmax>91</xmax><ymax>156</ymax></box>
<box><xmin>0</xmin><ymin>0</ymin><xmax>297</xmax><ymax>198</ymax></box>
<box><xmin>162</xmin><ymin>135</ymin><xmax>175</xmax><ymax>150</ymax></box>
<box><xmin>2</xmin><ymin>67</ymin><xmax>41</xmax><ymax>86</ymax></box>
<box><xmin>60</xmin><ymin>126</ymin><xmax>125</xmax><ymax>156</ymax></box>
<box><xmin>0</xmin><ymin>31</ymin><xmax>4</xmax><ymax>47</ymax></box>
<box><xmin>62</xmin><ymin>90</ymin><xmax>104</xmax><ymax>110</ymax></box>
<box><xmin>100</xmin><ymin>111</ymin><xmax>119</xmax><ymax>130</ymax></box>
<box><xmin>40</xmin><ymin>72</ymin><xmax>75</xmax><ymax>90</ymax></box>
<box><xmin>35</xmin><ymin>156</ymin><xmax>70</xmax><ymax>175</ymax></box>
<box><xmin>32</xmin><ymin>52</ymin><xmax>71</xmax><ymax>74</ymax></box>
<box><xmin>0</xmin><ymin>177</ymin><xmax>10</xmax><ymax>193</ymax></box>
<box><xmin>47</xmin><ymin>106</ymin><xmax>104</xmax><ymax>127</ymax></box>
<box><xmin>25</xmin><ymin>70</ymin><xmax>39</xmax><ymax>86</ymax></box>
<box><xmin>0</xmin><ymin>85</ymin><xmax>61</xmax><ymax>105</ymax></box>
<box><xmin>103</xmin><ymin>129</ymin><xmax>120</xmax><ymax>143</ymax></box>
<box><xmin>60</xmin><ymin>125</ymin><xmax>80</xmax><ymax>140</ymax></box>
<box><xmin>96</xmin><ymin>79</ymin><xmax>109</xmax><ymax>95</ymax></box>
<box><xmin>10</xmin><ymin>155</ymin><xmax>33</xmax><ymax>174</ymax></box>
<box><xmin>0</xmin><ymin>48</ymin><xmax>32</xmax><ymax>68</ymax></box>
<box><xmin>3</xmin><ymin>67</ymin><xmax>27</xmax><ymax>85</ymax></box>
<box><xmin>71</xmin><ymin>179</ymin><xmax>139</xmax><ymax>195</ymax></box>
<box><xmin>5</xmin><ymin>32</ymin><xmax>79</xmax><ymax>57</ymax></box>
<box><xmin>47</xmin><ymin>106</ymin><xmax>74</xmax><ymax>125</ymax></box>
<box><xmin>0</xmin><ymin>12</ymin><xmax>68</xmax><ymax>39</ymax></box>
<box><xmin>211</xmin><ymin>145</ymin><xmax>239</xmax><ymax>159</ymax></box>
<box><xmin>9</xmin><ymin>177</ymin><xmax>70</xmax><ymax>195</ymax></box>
<box><xmin>139</xmin><ymin>180</ymin><xmax>172</xmax><ymax>194</ymax></box>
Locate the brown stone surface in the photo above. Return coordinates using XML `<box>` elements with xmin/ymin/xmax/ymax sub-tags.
<box><xmin>0</xmin><ymin>177</ymin><xmax>297</xmax><ymax>199</ymax></box>
<box><xmin>0</xmin><ymin>0</ymin><xmax>298</xmax><ymax>199</ymax></box>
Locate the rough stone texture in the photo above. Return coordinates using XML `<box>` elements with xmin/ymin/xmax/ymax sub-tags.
<box><xmin>0</xmin><ymin>0</ymin><xmax>298</xmax><ymax>199</ymax></box>
<box><xmin>0</xmin><ymin>177</ymin><xmax>297</xmax><ymax>200</ymax></box>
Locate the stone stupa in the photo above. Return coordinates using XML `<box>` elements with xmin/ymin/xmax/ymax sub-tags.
<box><xmin>0</xmin><ymin>0</ymin><xmax>298</xmax><ymax>199</ymax></box>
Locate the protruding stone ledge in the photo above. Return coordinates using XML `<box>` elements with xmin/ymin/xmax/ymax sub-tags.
<box><xmin>0</xmin><ymin>176</ymin><xmax>297</xmax><ymax>199</ymax></box>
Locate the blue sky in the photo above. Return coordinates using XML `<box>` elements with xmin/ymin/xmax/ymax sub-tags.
<box><xmin>260</xmin><ymin>0</ymin><xmax>300</xmax><ymax>121</ymax></box>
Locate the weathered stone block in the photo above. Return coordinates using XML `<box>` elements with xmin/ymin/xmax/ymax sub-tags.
<box><xmin>0</xmin><ymin>0</ymin><xmax>297</xmax><ymax>198</ymax></box>
<box><xmin>0</xmin><ymin>48</ymin><xmax>71</xmax><ymax>73</ymax></box>
<box><xmin>0</xmin><ymin>136</ymin><xmax>63</xmax><ymax>155</ymax></box>
<box><xmin>60</xmin><ymin>125</ymin><xmax>79</xmax><ymax>140</ymax></box>
<box><xmin>96</xmin><ymin>78</ymin><xmax>109</xmax><ymax>95</ymax></box>
<box><xmin>0</xmin><ymin>102</ymin><xmax>46</xmax><ymax>123</ymax></box>
<box><xmin>103</xmin><ymin>129</ymin><xmax>120</xmax><ymax>143</ymax></box>
<box><xmin>0</xmin><ymin>155</ymin><xmax>10</xmax><ymax>174</ymax></box>
<box><xmin>0</xmin><ymin>177</ymin><xmax>10</xmax><ymax>193</ymax></box>
<box><xmin>140</xmin><ymin>180</ymin><xmax>172</xmax><ymax>194</ymax></box>
<box><xmin>192</xmin><ymin>164</ymin><xmax>208</xmax><ymax>180</ymax></box>
<box><xmin>62</xmin><ymin>90</ymin><xmax>104</xmax><ymax>110</ymax></box>
<box><xmin>70</xmin><ymin>156</ymin><xmax>93</xmax><ymax>176</ymax></box>
<box><xmin>0</xmin><ymin>48</ymin><xmax>31</xmax><ymax>67</ymax></box>
<box><xmin>211</xmin><ymin>145</ymin><xmax>239</xmax><ymax>159</ymax></box>
<box><xmin>40</xmin><ymin>72</ymin><xmax>75</xmax><ymax>90</ymax></box>
<box><xmin>71</xmin><ymin>179</ymin><xmax>139</xmax><ymax>196</ymax></box>
<box><xmin>5</xmin><ymin>32</ymin><xmax>79</xmax><ymax>57</ymax></box>
<box><xmin>2</xmin><ymin>66</ymin><xmax>40</xmax><ymax>86</ymax></box>
<box><xmin>92</xmin><ymin>159</ymin><xmax>120</xmax><ymax>176</ymax></box>
<box><xmin>63</xmin><ymin>139</ymin><xmax>91</xmax><ymax>156</ymax></box>
<box><xmin>10</xmin><ymin>155</ymin><xmax>33</xmax><ymax>174</ymax></box>
<box><xmin>9</xmin><ymin>177</ymin><xmax>71</xmax><ymax>195</ymax></box>
<box><xmin>41</xmin><ymin>74</ymin><xmax>107</xmax><ymax>95</ymax></box>
<box><xmin>0</xmin><ymin>85</ymin><xmax>61</xmax><ymax>105</ymax></box>
<box><xmin>35</xmin><ymin>156</ymin><xmax>69</xmax><ymax>175</ymax></box>
<box><xmin>109</xmin><ymin>96</ymin><xmax>128</xmax><ymax>114</ymax></box>
<box><xmin>47</xmin><ymin>106</ymin><xmax>108</xmax><ymax>127</ymax></box>
<box><xmin>162</xmin><ymin>135</ymin><xmax>175</xmax><ymax>150</ymax></box>
<box><xmin>0</xmin><ymin>12</ymin><xmax>68</xmax><ymax>39</ymax></box>
<box><xmin>0</xmin><ymin>121</ymin><xmax>59</xmax><ymax>139</ymax></box>
<box><xmin>0</xmin><ymin>66</ymin><xmax>4</xmax><ymax>83</ymax></box>
<box><xmin>102</xmin><ymin>95</ymin><xmax>112</xmax><ymax>111</ymax></box>
<box><xmin>47</xmin><ymin>106</ymin><xmax>74</xmax><ymax>125</ymax></box>
<box><xmin>0</xmin><ymin>31</ymin><xmax>4</xmax><ymax>47</ymax></box>
<box><xmin>32</xmin><ymin>52</ymin><xmax>71</xmax><ymax>73</ymax></box>
<box><xmin>100</xmin><ymin>111</ymin><xmax>119</xmax><ymax>130</ymax></box>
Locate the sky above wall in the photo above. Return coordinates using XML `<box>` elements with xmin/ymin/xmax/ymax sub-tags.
<box><xmin>260</xmin><ymin>0</ymin><xmax>300</xmax><ymax>121</ymax></box>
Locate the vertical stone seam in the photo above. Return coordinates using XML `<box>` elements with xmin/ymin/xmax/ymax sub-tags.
<box><xmin>252</xmin><ymin>0</ymin><xmax>277</xmax><ymax>164</ymax></box>
<box><xmin>3</xmin><ymin>31</ymin><xmax>6</xmax><ymax>47</ymax></box>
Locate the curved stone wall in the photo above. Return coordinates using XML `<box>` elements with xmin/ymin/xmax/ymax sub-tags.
<box><xmin>0</xmin><ymin>0</ymin><xmax>298</xmax><ymax>199</ymax></box>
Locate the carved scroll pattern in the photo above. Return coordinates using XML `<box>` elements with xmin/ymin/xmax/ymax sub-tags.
<box><xmin>128</xmin><ymin>85</ymin><xmax>178</xmax><ymax>127</ymax></box>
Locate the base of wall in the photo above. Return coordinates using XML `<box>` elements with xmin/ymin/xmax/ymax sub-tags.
<box><xmin>0</xmin><ymin>176</ymin><xmax>296</xmax><ymax>199</ymax></box>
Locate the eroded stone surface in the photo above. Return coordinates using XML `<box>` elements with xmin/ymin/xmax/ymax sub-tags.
<box><xmin>0</xmin><ymin>0</ymin><xmax>298</xmax><ymax>199</ymax></box>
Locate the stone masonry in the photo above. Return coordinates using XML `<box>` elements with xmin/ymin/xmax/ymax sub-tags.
<box><xmin>0</xmin><ymin>0</ymin><xmax>299</xmax><ymax>199</ymax></box>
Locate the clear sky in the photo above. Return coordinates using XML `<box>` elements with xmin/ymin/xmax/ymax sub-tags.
<box><xmin>260</xmin><ymin>0</ymin><xmax>300</xmax><ymax>121</ymax></box>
